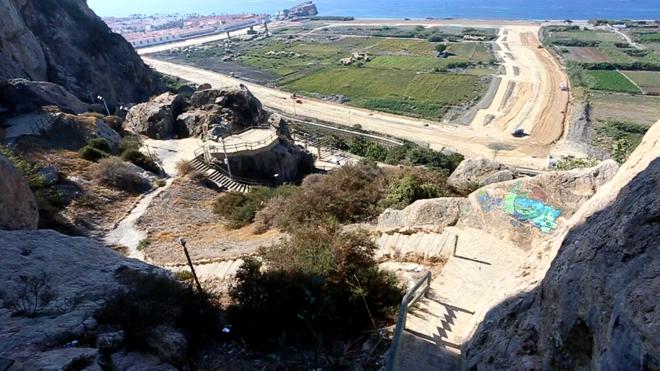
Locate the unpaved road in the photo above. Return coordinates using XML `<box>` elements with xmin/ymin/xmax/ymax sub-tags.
<box><xmin>144</xmin><ymin>21</ymin><xmax>574</xmax><ymax>170</ymax></box>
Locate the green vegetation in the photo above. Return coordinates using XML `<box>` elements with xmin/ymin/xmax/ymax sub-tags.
<box><xmin>229</xmin><ymin>224</ymin><xmax>402</xmax><ymax>350</ymax></box>
<box><xmin>213</xmin><ymin>186</ymin><xmax>299</xmax><ymax>229</ymax></box>
<box><xmin>584</xmin><ymin>70</ymin><xmax>641</xmax><ymax>93</ymax></box>
<box><xmin>164</xmin><ymin>29</ymin><xmax>494</xmax><ymax>120</ymax></box>
<box><xmin>96</xmin><ymin>271</ymin><xmax>222</xmax><ymax>366</ymax></box>
<box><xmin>553</xmin><ymin>156</ymin><xmax>600</xmax><ymax>170</ymax></box>
<box><xmin>79</xmin><ymin>138</ymin><xmax>111</xmax><ymax>162</ymax></box>
<box><xmin>622</xmin><ymin>71</ymin><xmax>660</xmax><ymax>94</ymax></box>
<box><xmin>324</xmin><ymin>135</ymin><xmax>463</xmax><ymax>173</ymax></box>
<box><xmin>0</xmin><ymin>145</ymin><xmax>67</xmax><ymax>229</ymax></box>
<box><xmin>592</xmin><ymin>120</ymin><xmax>648</xmax><ymax>161</ymax></box>
<box><xmin>284</xmin><ymin>67</ymin><xmax>483</xmax><ymax>120</ymax></box>
<box><xmin>94</xmin><ymin>157</ymin><xmax>151</xmax><ymax>194</ymax></box>
<box><xmin>121</xmin><ymin>149</ymin><xmax>161</xmax><ymax>174</ymax></box>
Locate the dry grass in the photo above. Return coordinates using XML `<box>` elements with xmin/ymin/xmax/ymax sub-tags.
<box><xmin>175</xmin><ymin>159</ymin><xmax>195</xmax><ymax>176</ymax></box>
<box><xmin>137</xmin><ymin>178</ymin><xmax>283</xmax><ymax>265</ymax></box>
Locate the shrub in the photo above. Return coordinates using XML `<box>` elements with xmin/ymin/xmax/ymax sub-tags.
<box><xmin>95</xmin><ymin>271</ymin><xmax>222</xmax><ymax>357</ymax></box>
<box><xmin>229</xmin><ymin>225</ymin><xmax>402</xmax><ymax>349</ymax></box>
<box><xmin>88</xmin><ymin>137</ymin><xmax>111</xmax><ymax>153</ymax></box>
<box><xmin>553</xmin><ymin>156</ymin><xmax>600</xmax><ymax>170</ymax></box>
<box><xmin>79</xmin><ymin>146</ymin><xmax>109</xmax><ymax>162</ymax></box>
<box><xmin>119</xmin><ymin>135</ymin><xmax>141</xmax><ymax>154</ymax></box>
<box><xmin>94</xmin><ymin>157</ymin><xmax>151</xmax><ymax>193</ymax></box>
<box><xmin>2</xmin><ymin>272</ymin><xmax>57</xmax><ymax>317</ymax></box>
<box><xmin>213</xmin><ymin>186</ymin><xmax>299</xmax><ymax>229</ymax></box>
<box><xmin>381</xmin><ymin>174</ymin><xmax>446</xmax><ymax>209</ymax></box>
<box><xmin>0</xmin><ymin>145</ymin><xmax>46</xmax><ymax>188</ymax></box>
<box><xmin>121</xmin><ymin>149</ymin><xmax>161</xmax><ymax>174</ymax></box>
<box><xmin>79</xmin><ymin>137</ymin><xmax>111</xmax><ymax>162</ymax></box>
<box><xmin>274</xmin><ymin>164</ymin><xmax>387</xmax><ymax>231</ymax></box>
<box><xmin>175</xmin><ymin>160</ymin><xmax>195</xmax><ymax>176</ymax></box>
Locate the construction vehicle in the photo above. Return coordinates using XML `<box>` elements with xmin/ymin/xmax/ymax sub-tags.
<box><xmin>559</xmin><ymin>82</ymin><xmax>569</xmax><ymax>91</ymax></box>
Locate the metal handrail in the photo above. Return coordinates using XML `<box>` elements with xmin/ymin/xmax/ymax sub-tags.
<box><xmin>210</xmin><ymin>160</ymin><xmax>279</xmax><ymax>187</ymax></box>
<box><xmin>205</xmin><ymin>131</ymin><xmax>279</xmax><ymax>154</ymax></box>
<box><xmin>385</xmin><ymin>271</ymin><xmax>433</xmax><ymax>371</ymax></box>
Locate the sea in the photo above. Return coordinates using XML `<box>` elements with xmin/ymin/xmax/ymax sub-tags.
<box><xmin>88</xmin><ymin>0</ymin><xmax>660</xmax><ymax>20</ymax></box>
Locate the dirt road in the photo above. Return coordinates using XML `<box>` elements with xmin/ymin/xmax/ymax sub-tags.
<box><xmin>143</xmin><ymin>22</ymin><xmax>573</xmax><ymax>170</ymax></box>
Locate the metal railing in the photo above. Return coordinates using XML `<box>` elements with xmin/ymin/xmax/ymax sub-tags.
<box><xmin>385</xmin><ymin>271</ymin><xmax>433</xmax><ymax>371</ymax></box>
<box><xmin>204</xmin><ymin>131</ymin><xmax>280</xmax><ymax>155</ymax></box>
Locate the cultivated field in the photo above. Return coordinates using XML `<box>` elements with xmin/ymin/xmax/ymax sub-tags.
<box><xmin>591</xmin><ymin>92</ymin><xmax>660</xmax><ymax>126</ymax></box>
<box><xmin>284</xmin><ymin>67</ymin><xmax>484</xmax><ymax>119</ymax></box>
<box><xmin>584</xmin><ymin>70</ymin><xmax>641</xmax><ymax>93</ymax></box>
<box><xmin>152</xmin><ymin>26</ymin><xmax>495</xmax><ymax>120</ymax></box>
<box><xmin>622</xmin><ymin>71</ymin><xmax>660</xmax><ymax>94</ymax></box>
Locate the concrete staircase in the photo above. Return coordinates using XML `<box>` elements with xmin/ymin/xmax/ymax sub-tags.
<box><xmin>190</xmin><ymin>155</ymin><xmax>251</xmax><ymax>193</ymax></box>
<box><xmin>391</xmin><ymin>227</ymin><xmax>527</xmax><ymax>370</ymax></box>
<box><xmin>167</xmin><ymin>258</ymin><xmax>245</xmax><ymax>281</ymax></box>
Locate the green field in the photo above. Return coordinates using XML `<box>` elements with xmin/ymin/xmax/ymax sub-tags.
<box><xmin>623</xmin><ymin>71</ymin><xmax>660</xmax><ymax>94</ymax></box>
<box><xmin>283</xmin><ymin>67</ymin><xmax>484</xmax><ymax>120</ymax></box>
<box><xmin>551</xmin><ymin>30</ymin><xmax>623</xmax><ymax>43</ymax></box>
<box><xmin>159</xmin><ymin>26</ymin><xmax>495</xmax><ymax>121</ymax></box>
<box><xmin>585</xmin><ymin>70</ymin><xmax>641</xmax><ymax>93</ymax></box>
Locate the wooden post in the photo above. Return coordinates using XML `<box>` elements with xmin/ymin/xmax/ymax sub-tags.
<box><xmin>179</xmin><ymin>238</ymin><xmax>203</xmax><ymax>293</ymax></box>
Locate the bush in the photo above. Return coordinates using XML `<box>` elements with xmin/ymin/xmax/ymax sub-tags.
<box><xmin>94</xmin><ymin>157</ymin><xmax>151</xmax><ymax>193</ymax></box>
<box><xmin>79</xmin><ymin>137</ymin><xmax>111</xmax><ymax>162</ymax></box>
<box><xmin>78</xmin><ymin>145</ymin><xmax>109</xmax><ymax>162</ymax></box>
<box><xmin>213</xmin><ymin>186</ymin><xmax>299</xmax><ymax>229</ymax></box>
<box><xmin>0</xmin><ymin>145</ymin><xmax>46</xmax><ymax>188</ymax></box>
<box><xmin>274</xmin><ymin>164</ymin><xmax>387</xmax><ymax>231</ymax></box>
<box><xmin>381</xmin><ymin>173</ymin><xmax>448</xmax><ymax>209</ymax></box>
<box><xmin>229</xmin><ymin>225</ymin><xmax>402</xmax><ymax>349</ymax></box>
<box><xmin>121</xmin><ymin>149</ymin><xmax>160</xmax><ymax>174</ymax></box>
<box><xmin>176</xmin><ymin>160</ymin><xmax>195</xmax><ymax>176</ymax></box>
<box><xmin>96</xmin><ymin>271</ymin><xmax>222</xmax><ymax>358</ymax></box>
<box><xmin>553</xmin><ymin>156</ymin><xmax>600</xmax><ymax>170</ymax></box>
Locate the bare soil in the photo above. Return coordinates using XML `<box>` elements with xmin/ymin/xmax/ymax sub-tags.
<box><xmin>137</xmin><ymin>177</ymin><xmax>283</xmax><ymax>265</ymax></box>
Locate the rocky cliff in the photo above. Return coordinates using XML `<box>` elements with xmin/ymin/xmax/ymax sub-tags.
<box><xmin>0</xmin><ymin>0</ymin><xmax>161</xmax><ymax>105</ymax></box>
<box><xmin>462</xmin><ymin>121</ymin><xmax>660</xmax><ymax>370</ymax></box>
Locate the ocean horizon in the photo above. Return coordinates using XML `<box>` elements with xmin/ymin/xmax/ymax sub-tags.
<box><xmin>88</xmin><ymin>0</ymin><xmax>660</xmax><ymax>20</ymax></box>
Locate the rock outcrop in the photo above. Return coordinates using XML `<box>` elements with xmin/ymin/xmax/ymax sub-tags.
<box><xmin>378</xmin><ymin>198</ymin><xmax>469</xmax><ymax>234</ymax></box>
<box><xmin>0</xmin><ymin>154</ymin><xmax>38</xmax><ymax>230</ymax></box>
<box><xmin>462</xmin><ymin>122</ymin><xmax>660</xmax><ymax>370</ymax></box>
<box><xmin>0</xmin><ymin>79</ymin><xmax>88</xmax><ymax>114</ymax></box>
<box><xmin>125</xmin><ymin>93</ymin><xmax>178</xmax><ymax>140</ymax></box>
<box><xmin>0</xmin><ymin>0</ymin><xmax>161</xmax><ymax>104</ymax></box>
<box><xmin>127</xmin><ymin>86</ymin><xmax>267</xmax><ymax>140</ymax></box>
<box><xmin>0</xmin><ymin>230</ymin><xmax>175</xmax><ymax>369</ymax></box>
<box><xmin>448</xmin><ymin>156</ymin><xmax>515</xmax><ymax>189</ymax></box>
<box><xmin>7</xmin><ymin>112</ymin><xmax>121</xmax><ymax>152</ymax></box>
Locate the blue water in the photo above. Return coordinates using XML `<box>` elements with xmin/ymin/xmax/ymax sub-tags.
<box><xmin>88</xmin><ymin>0</ymin><xmax>660</xmax><ymax>20</ymax></box>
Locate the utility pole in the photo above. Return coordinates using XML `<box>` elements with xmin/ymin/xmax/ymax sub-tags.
<box><xmin>179</xmin><ymin>238</ymin><xmax>203</xmax><ymax>293</ymax></box>
<box><xmin>97</xmin><ymin>95</ymin><xmax>110</xmax><ymax>116</ymax></box>
<box><xmin>221</xmin><ymin>136</ymin><xmax>233</xmax><ymax>179</ymax></box>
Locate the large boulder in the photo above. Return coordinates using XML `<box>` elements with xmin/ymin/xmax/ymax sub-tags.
<box><xmin>460</xmin><ymin>160</ymin><xmax>620</xmax><ymax>250</ymax></box>
<box><xmin>7</xmin><ymin>113</ymin><xmax>121</xmax><ymax>152</ymax></box>
<box><xmin>125</xmin><ymin>93</ymin><xmax>176</xmax><ymax>139</ymax></box>
<box><xmin>462</xmin><ymin>121</ymin><xmax>660</xmax><ymax>370</ymax></box>
<box><xmin>0</xmin><ymin>0</ymin><xmax>162</xmax><ymax>104</ymax></box>
<box><xmin>0</xmin><ymin>154</ymin><xmax>38</xmax><ymax>230</ymax></box>
<box><xmin>448</xmin><ymin>156</ymin><xmax>515</xmax><ymax>189</ymax></box>
<box><xmin>0</xmin><ymin>230</ymin><xmax>171</xmax><ymax>367</ymax></box>
<box><xmin>0</xmin><ymin>79</ymin><xmax>89</xmax><ymax>114</ymax></box>
<box><xmin>189</xmin><ymin>86</ymin><xmax>266</xmax><ymax>132</ymax></box>
<box><xmin>378</xmin><ymin>198</ymin><xmax>470</xmax><ymax>234</ymax></box>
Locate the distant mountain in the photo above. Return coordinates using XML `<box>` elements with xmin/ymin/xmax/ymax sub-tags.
<box><xmin>0</xmin><ymin>0</ymin><xmax>162</xmax><ymax>105</ymax></box>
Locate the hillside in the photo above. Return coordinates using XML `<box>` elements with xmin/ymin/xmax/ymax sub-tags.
<box><xmin>0</xmin><ymin>0</ymin><xmax>161</xmax><ymax>104</ymax></box>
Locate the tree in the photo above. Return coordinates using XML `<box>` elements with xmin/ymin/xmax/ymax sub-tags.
<box><xmin>435</xmin><ymin>44</ymin><xmax>447</xmax><ymax>53</ymax></box>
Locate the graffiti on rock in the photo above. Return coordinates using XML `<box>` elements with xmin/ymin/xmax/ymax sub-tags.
<box><xmin>478</xmin><ymin>183</ymin><xmax>561</xmax><ymax>233</ymax></box>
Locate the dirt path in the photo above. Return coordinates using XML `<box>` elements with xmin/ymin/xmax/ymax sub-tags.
<box><xmin>143</xmin><ymin>22</ymin><xmax>575</xmax><ymax>170</ymax></box>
